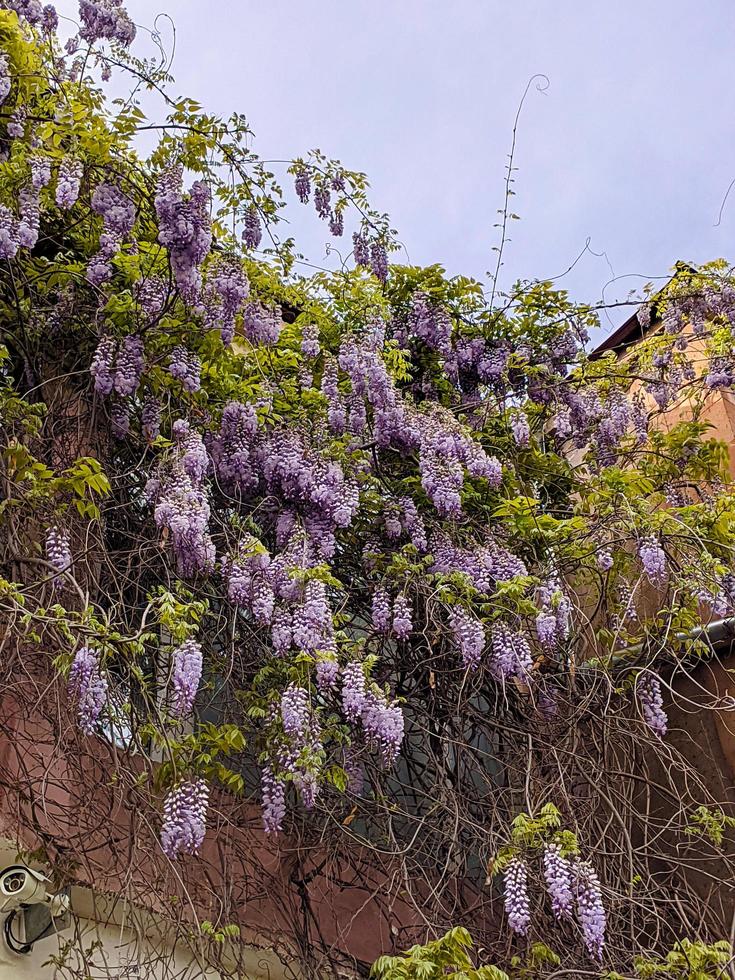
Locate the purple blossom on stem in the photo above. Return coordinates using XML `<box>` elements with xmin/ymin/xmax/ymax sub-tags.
<box><xmin>543</xmin><ymin>843</ymin><xmax>574</xmax><ymax>919</ymax></box>
<box><xmin>242</xmin><ymin>206</ymin><xmax>262</xmax><ymax>249</ymax></box>
<box><xmin>342</xmin><ymin>660</ymin><xmax>366</xmax><ymax>722</ymax></box>
<box><xmin>636</xmin><ymin>671</ymin><xmax>668</xmax><ymax>737</ymax></box>
<box><xmin>0</xmin><ymin>53</ymin><xmax>10</xmax><ymax>106</ymax></box>
<box><xmin>372</xmin><ymin>588</ymin><xmax>391</xmax><ymax>634</ymax></box>
<box><xmin>448</xmin><ymin>607</ymin><xmax>485</xmax><ymax>670</ymax></box>
<box><xmin>261</xmin><ymin>766</ymin><xmax>286</xmax><ymax>833</ymax></box>
<box><xmin>281</xmin><ymin>684</ymin><xmax>310</xmax><ymax>742</ymax></box>
<box><xmin>639</xmin><ymin>536</ymin><xmax>667</xmax><ymax>587</ymax></box>
<box><xmin>160</xmin><ymin>779</ymin><xmax>209</xmax><ymax>859</ymax></box>
<box><xmin>392</xmin><ymin>593</ymin><xmax>412</xmax><ymax>640</ymax></box>
<box><xmin>0</xmin><ymin>204</ymin><xmax>20</xmax><ymax>259</ymax></box>
<box><xmin>574</xmin><ymin>861</ymin><xmax>606</xmax><ymax>960</ymax></box>
<box><xmin>46</xmin><ymin>525</ymin><xmax>71</xmax><ymax>587</ymax></box>
<box><xmin>68</xmin><ymin>644</ymin><xmax>108</xmax><ymax>734</ymax></box>
<box><xmin>89</xmin><ymin>336</ymin><xmax>116</xmax><ymax>395</ymax></box>
<box><xmin>113</xmin><ymin>334</ymin><xmax>144</xmax><ymax>396</ymax></box>
<box><xmin>171</xmin><ymin>639</ymin><xmax>203</xmax><ymax>718</ymax></box>
<box><xmin>56</xmin><ymin>156</ymin><xmax>83</xmax><ymax>209</ymax></box>
<box><xmin>361</xmin><ymin>691</ymin><xmax>404</xmax><ymax>765</ymax></box>
<box><xmin>503</xmin><ymin>858</ymin><xmax>531</xmax><ymax>936</ymax></box>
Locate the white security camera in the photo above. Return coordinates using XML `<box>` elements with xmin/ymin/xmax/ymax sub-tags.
<box><xmin>0</xmin><ymin>866</ymin><xmax>57</xmax><ymax>914</ymax></box>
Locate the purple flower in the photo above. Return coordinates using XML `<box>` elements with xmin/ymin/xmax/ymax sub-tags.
<box><xmin>113</xmin><ymin>334</ymin><xmax>144</xmax><ymax>396</ymax></box>
<box><xmin>0</xmin><ymin>204</ymin><xmax>20</xmax><ymax>259</ymax></box>
<box><xmin>636</xmin><ymin>671</ymin><xmax>667</xmax><ymax>737</ymax></box>
<box><xmin>448</xmin><ymin>607</ymin><xmax>485</xmax><ymax>670</ymax></box>
<box><xmin>342</xmin><ymin>660</ymin><xmax>366</xmax><ymax>722</ymax></box>
<box><xmin>503</xmin><ymin>857</ymin><xmax>531</xmax><ymax>936</ymax></box>
<box><xmin>56</xmin><ymin>156</ymin><xmax>83</xmax><ymax>210</ymax></box>
<box><xmin>361</xmin><ymin>691</ymin><xmax>404</xmax><ymax>765</ymax></box>
<box><xmin>171</xmin><ymin>639</ymin><xmax>202</xmax><ymax>718</ymax></box>
<box><xmin>490</xmin><ymin>624</ymin><xmax>533</xmax><ymax>681</ymax></box>
<box><xmin>242</xmin><ymin>206</ymin><xmax>262</xmax><ymax>249</ymax></box>
<box><xmin>543</xmin><ymin>843</ymin><xmax>574</xmax><ymax>919</ymax></box>
<box><xmin>68</xmin><ymin>644</ymin><xmax>108</xmax><ymax>734</ymax></box>
<box><xmin>281</xmin><ymin>684</ymin><xmax>310</xmax><ymax>742</ymax></box>
<box><xmin>372</xmin><ymin>588</ymin><xmax>391</xmax><ymax>634</ymax></box>
<box><xmin>160</xmin><ymin>779</ymin><xmax>209</xmax><ymax>859</ymax></box>
<box><xmin>510</xmin><ymin>410</ymin><xmax>530</xmax><ymax>447</ymax></box>
<box><xmin>639</xmin><ymin>536</ymin><xmax>667</xmax><ymax>587</ymax></box>
<box><xmin>574</xmin><ymin>861</ymin><xmax>606</xmax><ymax>960</ymax></box>
<box><xmin>392</xmin><ymin>593</ymin><xmax>412</xmax><ymax>640</ymax></box>
<box><xmin>294</xmin><ymin>167</ymin><xmax>311</xmax><ymax>204</ymax></box>
<box><xmin>261</xmin><ymin>766</ymin><xmax>286</xmax><ymax>833</ymax></box>
<box><xmin>46</xmin><ymin>525</ymin><xmax>71</xmax><ymax>588</ymax></box>
<box><xmin>0</xmin><ymin>53</ymin><xmax>10</xmax><ymax>107</ymax></box>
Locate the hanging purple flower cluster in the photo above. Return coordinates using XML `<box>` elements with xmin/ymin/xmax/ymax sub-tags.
<box><xmin>261</xmin><ymin>765</ymin><xmax>286</xmax><ymax>834</ymax></box>
<box><xmin>167</xmin><ymin>345</ymin><xmax>201</xmax><ymax>392</ymax></box>
<box><xmin>242</xmin><ymin>300</ymin><xmax>282</xmax><ymax>346</ymax></box>
<box><xmin>0</xmin><ymin>52</ymin><xmax>9</xmax><ymax>106</ymax></box>
<box><xmin>160</xmin><ymin>778</ymin><xmax>209</xmax><ymax>859</ymax></box>
<box><xmin>171</xmin><ymin>639</ymin><xmax>203</xmax><ymax>718</ymax></box>
<box><xmin>490</xmin><ymin>623</ymin><xmax>533</xmax><ymax>681</ymax></box>
<box><xmin>222</xmin><ymin>535</ymin><xmax>274</xmax><ymax>625</ymax></box>
<box><xmin>155</xmin><ymin>165</ymin><xmax>212</xmax><ymax>303</ymax></box>
<box><xmin>361</xmin><ymin>690</ymin><xmax>405</xmax><ymax>765</ymax></box>
<box><xmin>148</xmin><ymin>421</ymin><xmax>215</xmax><ymax>577</ymax></box>
<box><xmin>46</xmin><ymin>524</ymin><xmax>71</xmax><ymax>588</ymax></box>
<box><xmin>574</xmin><ymin>861</ymin><xmax>606</xmax><ymax>960</ymax></box>
<box><xmin>242</xmin><ymin>206</ymin><xmax>262</xmax><ymax>249</ymax></box>
<box><xmin>203</xmin><ymin>257</ymin><xmax>250</xmax><ymax>345</ymax></box>
<box><xmin>543</xmin><ymin>843</ymin><xmax>574</xmax><ymax>919</ymax></box>
<box><xmin>448</xmin><ymin>606</ymin><xmax>486</xmax><ymax>670</ymax></box>
<box><xmin>535</xmin><ymin>577</ymin><xmax>572</xmax><ymax>651</ymax></box>
<box><xmin>503</xmin><ymin>858</ymin><xmax>531</xmax><ymax>936</ymax></box>
<box><xmin>75</xmin><ymin>0</ymin><xmax>136</xmax><ymax>46</ymax></box>
<box><xmin>639</xmin><ymin>536</ymin><xmax>667</xmax><ymax>587</ymax></box>
<box><xmin>87</xmin><ymin>182</ymin><xmax>135</xmax><ymax>285</ymax></box>
<box><xmin>406</xmin><ymin>291</ymin><xmax>453</xmax><ymax>356</ymax></box>
<box><xmin>636</xmin><ymin>671</ymin><xmax>668</xmax><ymax>737</ymax></box>
<box><xmin>56</xmin><ymin>156</ymin><xmax>83</xmax><ymax>210</ymax></box>
<box><xmin>68</xmin><ymin>644</ymin><xmax>108</xmax><ymax>734</ymax></box>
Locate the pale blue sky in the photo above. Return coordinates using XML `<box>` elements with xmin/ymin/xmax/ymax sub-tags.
<box><xmin>56</xmin><ymin>0</ymin><xmax>735</xmax><ymax>336</ymax></box>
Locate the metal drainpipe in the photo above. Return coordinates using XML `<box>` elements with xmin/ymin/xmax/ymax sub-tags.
<box><xmin>583</xmin><ymin>617</ymin><xmax>735</xmax><ymax>671</ymax></box>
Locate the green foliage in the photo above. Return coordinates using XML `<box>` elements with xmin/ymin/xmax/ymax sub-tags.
<box><xmin>634</xmin><ymin>939</ymin><xmax>732</xmax><ymax>980</ymax></box>
<box><xmin>371</xmin><ymin>927</ymin><xmax>509</xmax><ymax>980</ymax></box>
<box><xmin>684</xmin><ymin>806</ymin><xmax>735</xmax><ymax>848</ymax></box>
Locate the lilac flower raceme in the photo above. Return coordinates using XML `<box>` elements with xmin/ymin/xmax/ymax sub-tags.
<box><xmin>261</xmin><ymin>766</ymin><xmax>286</xmax><ymax>833</ymax></box>
<box><xmin>242</xmin><ymin>206</ymin><xmax>262</xmax><ymax>249</ymax></box>
<box><xmin>29</xmin><ymin>154</ymin><xmax>51</xmax><ymax>190</ymax></box>
<box><xmin>0</xmin><ymin>204</ymin><xmax>20</xmax><ymax>259</ymax></box>
<box><xmin>68</xmin><ymin>644</ymin><xmax>108</xmax><ymax>734</ymax></box>
<box><xmin>171</xmin><ymin>639</ymin><xmax>203</xmax><ymax>718</ymax></box>
<box><xmin>543</xmin><ymin>843</ymin><xmax>574</xmax><ymax>919</ymax></box>
<box><xmin>56</xmin><ymin>155</ymin><xmax>83</xmax><ymax>209</ymax></box>
<box><xmin>167</xmin><ymin>345</ymin><xmax>201</xmax><ymax>392</ymax></box>
<box><xmin>89</xmin><ymin>335</ymin><xmax>117</xmax><ymax>395</ymax></box>
<box><xmin>160</xmin><ymin>779</ymin><xmax>209</xmax><ymax>859</ymax></box>
<box><xmin>204</xmin><ymin>257</ymin><xmax>250</xmax><ymax>345</ymax></box>
<box><xmin>503</xmin><ymin>858</ymin><xmax>531</xmax><ymax>936</ymax></box>
<box><xmin>18</xmin><ymin>186</ymin><xmax>40</xmax><ymax>249</ymax></box>
<box><xmin>352</xmin><ymin>231</ymin><xmax>370</xmax><ymax>268</ymax></box>
<box><xmin>448</xmin><ymin>607</ymin><xmax>485</xmax><ymax>670</ymax></box>
<box><xmin>46</xmin><ymin>525</ymin><xmax>71</xmax><ymax>587</ymax></box>
<box><xmin>372</xmin><ymin>588</ymin><xmax>391</xmax><ymax>634</ymax></box>
<box><xmin>597</xmin><ymin>549</ymin><xmax>613</xmax><ymax>572</ymax></box>
<box><xmin>574</xmin><ymin>861</ymin><xmax>606</xmax><ymax>960</ymax></box>
<box><xmin>0</xmin><ymin>53</ymin><xmax>10</xmax><ymax>106</ymax></box>
<box><xmin>639</xmin><ymin>536</ymin><xmax>667</xmax><ymax>587</ymax></box>
<box><xmin>370</xmin><ymin>241</ymin><xmax>388</xmax><ymax>282</ymax></box>
<box><xmin>316</xmin><ymin>656</ymin><xmax>339</xmax><ymax>692</ymax></box>
<box><xmin>636</xmin><ymin>671</ymin><xmax>668</xmax><ymax>737</ymax></box>
<box><xmin>510</xmin><ymin>410</ymin><xmax>530</xmax><ymax>447</ymax></box>
<box><xmin>361</xmin><ymin>690</ymin><xmax>404</xmax><ymax>765</ymax></box>
<box><xmin>342</xmin><ymin>660</ymin><xmax>367</xmax><ymax>721</ymax></box>
<box><xmin>281</xmin><ymin>684</ymin><xmax>310</xmax><ymax>742</ymax></box>
<box><xmin>113</xmin><ymin>334</ymin><xmax>144</xmax><ymax>396</ymax></box>
<box><xmin>300</xmin><ymin>323</ymin><xmax>320</xmax><ymax>358</ymax></box>
<box><xmin>155</xmin><ymin>165</ymin><xmax>211</xmax><ymax>303</ymax></box>
<box><xmin>110</xmin><ymin>399</ymin><xmax>130</xmax><ymax>439</ymax></box>
<box><xmin>392</xmin><ymin>593</ymin><xmax>412</xmax><ymax>640</ymax></box>
<box><xmin>78</xmin><ymin>0</ymin><xmax>136</xmax><ymax>46</ymax></box>
<box><xmin>490</xmin><ymin>624</ymin><xmax>533</xmax><ymax>681</ymax></box>
<box><xmin>141</xmin><ymin>395</ymin><xmax>161</xmax><ymax>442</ymax></box>
<box><xmin>294</xmin><ymin>167</ymin><xmax>311</xmax><ymax>203</ymax></box>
